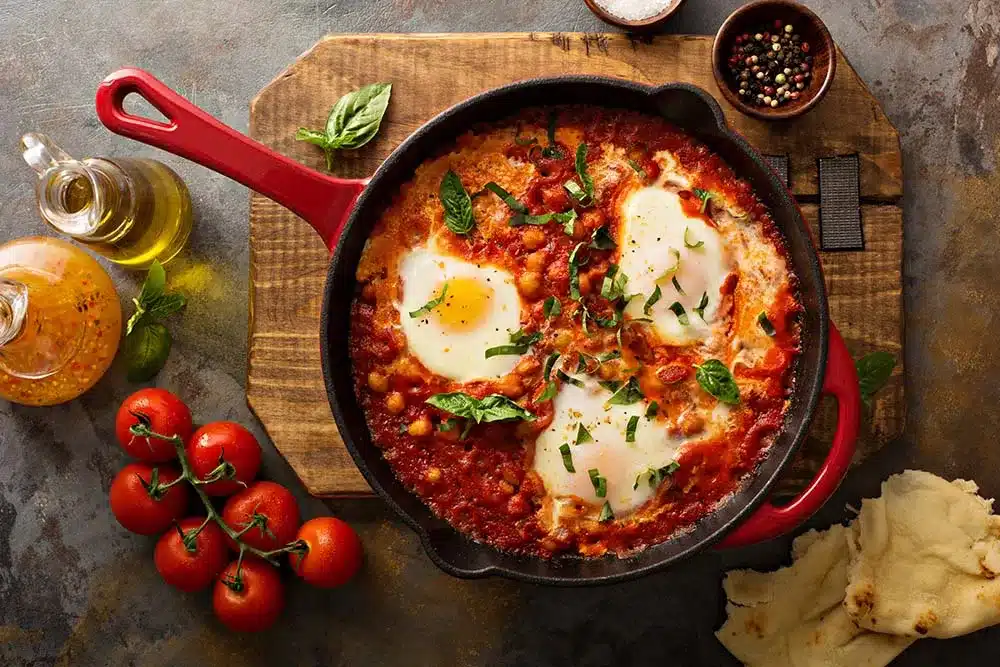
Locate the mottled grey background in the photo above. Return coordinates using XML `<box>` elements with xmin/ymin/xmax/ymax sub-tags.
<box><xmin>1</xmin><ymin>0</ymin><xmax>998</xmax><ymax>665</ymax></box>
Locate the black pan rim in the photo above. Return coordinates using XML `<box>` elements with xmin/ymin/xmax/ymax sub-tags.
<box><xmin>321</xmin><ymin>75</ymin><xmax>829</xmax><ymax>586</ymax></box>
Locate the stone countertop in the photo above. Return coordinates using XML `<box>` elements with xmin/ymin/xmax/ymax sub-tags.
<box><xmin>1</xmin><ymin>1</ymin><xmax>999</xmax><ymax>665</ymax></box>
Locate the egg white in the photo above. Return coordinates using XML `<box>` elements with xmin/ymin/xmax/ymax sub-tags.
<box><xmin>397</xmin><ymin>247</ymin><xmax>524</xmax><ymax>382</ymax></box>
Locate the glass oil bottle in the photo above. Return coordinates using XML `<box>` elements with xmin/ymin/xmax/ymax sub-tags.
<box><xmin>21</xmin><ymin>133</ymin><xmax>193</xmax><ymax>269</ymax></box>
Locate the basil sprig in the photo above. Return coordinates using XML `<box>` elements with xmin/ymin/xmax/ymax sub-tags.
<box><xmin>295</xmin><ymin>82</ymin><xmax>391</xmax><ymax>170</ymax></box>
<box><xmin>124</xmin><ymin>260</ymin><xmax>187</xmax><ymax>382</ymax></box>
<box><xmin>409</xmin><ymin>283</ymin><xmax>448</xmax><ymax>318</ymax></box>
<box><xmin>426</xmin><ymin>392</ymin><xmax>536</xmax><ymax>424</ymax></box>
<box><xmin>856</xmin><ymin>351</ymin><xmax>896</xmax><ymax>407</ymax></box>
<box><xmin>484</xmin><ymin>328</ymin><xmax>541</xmax><ymax>358</ymax></box>
<box><xmin>694</xmin><ymin>359</ymin><xmax>740</xmax><ymax>404</ymax></box>
<box><xmin>440</xmin><ymin>171</ymin><xmax>474</xmax><ymax>235</ymax></box>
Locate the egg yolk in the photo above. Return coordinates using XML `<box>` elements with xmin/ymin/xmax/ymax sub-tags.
<box><xmin>433</xmin><ymin>277</ymin><xmax>493</xmax><ymax>332</ymax></box>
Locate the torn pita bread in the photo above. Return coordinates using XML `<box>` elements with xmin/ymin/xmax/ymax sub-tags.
<box><xmin>716</xmin><ymin>525</ymin><xmax>914</xmax><ymax>667</ymax></box>
<box><xmin>844</xmin><ymin>469</ymin><xmax>1000</xmax><ymax>638</ymax></box>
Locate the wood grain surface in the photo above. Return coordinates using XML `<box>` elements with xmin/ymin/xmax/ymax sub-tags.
<box><xmin>246</xmin><ymin>33</ymin><xmax>904</xmax><ymax>496</ymax></box>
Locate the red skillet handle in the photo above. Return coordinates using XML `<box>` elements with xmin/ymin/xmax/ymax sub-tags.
<box><xmin>95</xmin><ymin>68</ymin><xmax>365</xmax><ymax>251</ymax></box>
<box><xmin>718</xmin><ymin>322</ymin><xmax>860</xmax><ymax>548</ymax></box>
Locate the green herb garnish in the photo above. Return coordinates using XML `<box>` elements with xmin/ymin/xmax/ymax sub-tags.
<box><xmin>538</xmin><ymin>381</ymin><xmax>558</xmax><ymax>402</ymax></box>
<box><xmin>124</xmin><ymin>260</ymin><xmax>187</xmax><ymax>382</ymax></box>
<box><xmin>409</xmin><ymin>283</ymin><xmax>449</xmax><ymax>318</ymax></box>
<box><xmin>295</xmin><ymin>82</ymin><xmax>392</xmax><ymax>170</ymax></box>
<box><xmin>484</xmin><ymin>182</ymin><xmax>528</xmax><ymax>214</ymax></box>
<box><xmin>668</xmin><ymin>301</ymin><xmax>689</xmax><ymax>326</ymax></box>
<box><xmin>484</xmin><ymin>328</ymin><xmax>541</xmax><ymax>358</ymax></box>
<box><xmin>543</xmin><ymin>296</ymin><xmax>562</xmax><ymax>318</ymax></box>
<box><xmin>644</xmin><ymin>285</ymin><xmax>662</xmax><ymax>315</ymax></box>
<box><xmin>634</xmin><ymin>462</ymin><xmax>680</xmax><ymax>490</ymax></box>
<box><xmin>513</xmin><ymin>124</ymin><xmax>537</xmax><ymax>146</ymax></box>
<box><xmin>606</xmin><ymin>376</ymin><xmax>644</xmax><ymax>406</ymax></box>
<box><xmin>568</xmin><ymin>242</ymin><xmax>587</xmax><ymax>300</ymax></box>
<box><xmin>694</xmin><ymin>359</ymin><xmax>740</xmax><ymax>404</ymax></box>
<box><xmin>589</xmin><ymin>226</ymin><xmax>616</xmax><ymax>250</ymax></box>
<box><xmin>559</xmin><ymin>443</ymin><xmax>575</xmax><ymax>473</ymax></box>
<box><xmin>543</xmin><ymin>352</ymin><xmax>560</xmax><ymax>381</ymax></box>
<box><xmin>757</xmin><ymin>311</ymin><xmax>776</xmax><ymax>337</ymax></box>
<box><xmin>541</xmin><ymin>110</ymin><xmax>563</xmax><ymax>158</ymax></box>
<box><xmin>658</xmin><ymin>248</ymin><xmax>681</xmax><ymax>281</ymax></box>
<box><xmin>693</xmin><ymin>188</ymin><xmax>712</xmax><ymax>213</ymax></box>
<box><xmin>564</xmin><ymin>180</ymin><xmax>591</xmax><ymax>206</ymax></box>
<box><xmin>671</xmin><ymin>276</ymin><xmax>685</xmax><ymax>295</ymax></box>
<box><xmin>440</xmin><ymin>171</ymin><xmax>474</xmax><ymax>235</ymax></box>
<box><xmin>598</xmin><ymin>501</ymin><xmax>614</xmax><ymax>522</ymax></box>
<box><xmin>601</xmin><ymin>264</ymin><xmax>628</xmax><ymax>301</ymax></box>
<box><xmin>645</xmin><ymin>401</ymin><xmax>659</xmax><ymax>419</ymax></box>
<box><xmin>575</xmin><ymin>143</ymin><xmax>595</xmax><ymax>202</ymax></box>
<box><xmin>694</xmin><ymin>292</ymin><xmax>709</xmax><ymax>321</ymax></box>
<box><xmin>588</xmin><ymin>469</ymin><xmax>608</xmax><ymax>498</ymax></box>
<box><xmin>856</xmin><ymin>351</ymin><xmax>897</xmax><ymax>407</ymax></box>
<box><xmin>627</xmin><ymin>159</ymin><xmax>647</xmax><ymax>180</ymax></box>
<box><xmin>510</xmin><ymin>209</ymin><xmax>578</xmax><ymax>228</ymax></box>
<box><xmin>596</xmin><ymin>349</ymin><xmax>622</xmax><ymax>363</ymax></box>
<box><xmin>438</xmin><ymin>418</ymin><xmax>461</xmax><ymax>432</ymax></box>
<box><xmin>576</xmin><ymin>423</ymin><xmax>593</xmax><ymax>445</ymax></box>
<box><xmin>426</xmin><ymin>392</ymin><xmax>536</xmax><ymax>423</ymax></box>
<box><xmin>557</xmin><ymin>369</ymin><xmax>585</xmax><ymax>388</ymax></box>
<box><xmin>684</xmin><ymin>227</ymin><xmax>704</xmax><ymax>249</ymax></box>
<box><xmin>625</xmin><ymin>415</ymin><xmax>639</xmax><ymax>443</ymax></box>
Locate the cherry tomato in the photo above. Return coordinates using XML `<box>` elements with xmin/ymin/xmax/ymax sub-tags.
<box><xmin>186</xmin><ymin>422</ymin><xmax>262</xmax><ymax>496</ymax></box>
<box><xmin>115</xmin><ymin>388</ymin><xmax>192</xmax><ymax>462</ymax></box>
<box><xmin>109</xmin><ymin>463</ymin><xmax>189</xmax><ymax>535</ymax></box>
<box><xmin>221</xmin><ymin>481</ymin><xmax>300</xmax><ymax>552</ymax></box>
<box><xmin>289</xmin><ymin>517</ymin><xmax>363</xmax><ymax>588</ymax></box>
<box><xmin>154</xmin><ymin>517</ymin><xmax>229</xmax><ymax>592</ymax></box>
<box><xmin>212</xmin><ymin>557</ymin><xmax>284</xmax><ymax>632</ymax></box>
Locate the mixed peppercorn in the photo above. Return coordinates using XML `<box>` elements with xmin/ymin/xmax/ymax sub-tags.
<box><xmin>725</xmin><ymin>20</ymin><xmax>814</xmax><ymax>109</ymax></box>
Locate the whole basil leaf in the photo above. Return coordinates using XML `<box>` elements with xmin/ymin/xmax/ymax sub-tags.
<box><xmin>138</xmin><ymin>260</ymin><xmax>166</xmax><ymax>303</ymax></box>
<box><xmin>326</xmin><ymin>82</ymin><xmax>392</xmax><ymax>149</ymax></box>
<box><xmin>425</xmin><ymin>392</ymin><xmax>535</xmax><ymax>423</ymax></box>
<box><xmin>856</xmin><ymin>351</ymin><xmax>896</xmax><ymax>406</ymax></box>
<box><xmin>694</xmin><ymin>359</ymin><xmax>740</xmax><ymax>404</ymax></box>
<box><xmin>124</xmin><ymin>323</ymin><xmax>171</xmax><ymax>382</ymax></box>
<box><xmin>294</xmin><ymin>128</ymin><xmax>329</xmax><ymax>147</ymax></box>
<box><xmin>144</xmin><ymin>293</ymin><xmax>187</xmax><ymax>323</ymax></box>
<box><xmin>440</xmin><ymin>171</ymin><xmax>474</xmax><ymax>235</ymax></box>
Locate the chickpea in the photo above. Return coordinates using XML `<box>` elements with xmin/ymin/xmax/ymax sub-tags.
<box><xmin>553</xmin><ymin>330</ymin><xmax>573</xmax><ymax>351</ymax></box>
<box><xmin>522</xmin><ymin>227</ymin><xmax>546</xmax><ymax>250</ymax></box>
<box><xmin>425</xmin><ymin>467</ymin><xmax>442</xmax><ymax>483</ymax></box>
<box><xmin>367</xmin><ymin>371</ymin><xmax>389</xmax><ymax>393</ymax></box>
<box><xmin>518</xmin><ymin>271</ymin><xmax>542</xmax><ymax>298</ymax></box>
<box><xmin>498</xmin><ymin>373</ymin><xmax>524</xmax><ymax>399</ymax></box>
<box><xmin>386</xmin><ymin>391</ymin><xmax>405</xmax><ymax>414</ymax></box>
<box><xmin>408</xmin><ymin>415</ymin><xmax>433</xmax><ymax>437</ymax></box>
<box><xmin>525</xmin><ymin>250</ymin><xmax>547</xmax><ymax>272</ymax></box>
<box><xmin>515</xmin><ymin>356</ymin><xmax>541</xmax><ymax>376</ymax></box>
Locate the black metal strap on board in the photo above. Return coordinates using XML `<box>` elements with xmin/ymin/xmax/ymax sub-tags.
<box><xmin>817</xmin><ymin>154</ymin><xmax>864</xmax><ymax>251</ymax></box>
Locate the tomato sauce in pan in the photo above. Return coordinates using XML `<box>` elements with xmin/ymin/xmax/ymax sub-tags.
<box><xmin>349</xmin><ymin>107</ymin><xmax>801</xmax><ymax>558</ymax></box>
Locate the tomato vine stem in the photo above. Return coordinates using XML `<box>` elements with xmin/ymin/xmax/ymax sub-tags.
<box><xmin>130</xmin><ymin>424</ymin><xmax>305</xmax><ymax>566</ymax></box>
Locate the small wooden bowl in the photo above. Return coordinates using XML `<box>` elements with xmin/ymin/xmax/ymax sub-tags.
<box><xmin>583</xmin><ymin>0</ymin><xmax>686</xmax><ymax>32</ymax></box>
<box><xmin>712</xmin><ymin>0</ymin><xmax>836</xmax><ymax>121</ymax></box>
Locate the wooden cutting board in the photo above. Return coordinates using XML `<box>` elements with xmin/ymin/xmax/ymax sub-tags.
<box><xmin>247</xmin><ymin>33</ymin><xmax>904</xmax><ymax>497</ymax></box>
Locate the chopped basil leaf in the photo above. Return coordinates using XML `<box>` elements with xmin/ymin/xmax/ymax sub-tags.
<box><xmin>596</xmin><ymin>349</ymin><xmax>621</xmax><ymax>363</ymax></box>
<box><xmin>757</xmin><ymin>311</ymin><xmax>776</xmax><ymax>337</ymax></box>
<box><xmin>684</xmin><ymin>227</ymin><xmax>704</xmax><ymax>249</ymax></box>
<box><xmin>575</xmin><ymin>143</ymin><xmax>595</xmax><ymax>202</ymax></box>
<box><xmin>440</xmin><ymin>171</ymin><xmax>474</xmax><ymax>235</ymax></box>
<box><xmin>560</xmin><ymin>209</ymin><xmax>577</xmax><ymax>236</ymax></box>
<box><xmin>426</xmin><ymin>392</ymin><xmax>537</xmax><ymax>423</ymax></box>
<box><xmin>856</xmin><ymin>351</ymin><xmax>897</xmax><ymax>407</ymax></box>
<box><xmin>598</xmin><ymin>379</ymin><xmax>623</xmax><ymax>393</ymax></box>
<box><xmin>543</xmin><ymin>352</ymin><xmax>560</xmax><ymax>381</ymax></box>
<box><xmin>634</xmin><ymin>462</ymin><xmax>680</xmax><ymax>490</ymax></box>
<box><xmin>556</xmin><ymin>369</ymin><xmax>584</xmax><ymax>388</ymax></box>
<box><xmin>588</xmin><ymin>468</ymin><xmax>608</xmax><ymax>498</ymax></box>
<box><xmin>668</xmin><ymin>301</ymin><xmax>690</xmax><ymax>326</ymax></box>
<box><xmin>484</xmin><ymin>182</ymin><xmax>528</xmax><ymax>214</ymax></box>
<box><xmin>645</xmin><ymin>401</ymin><xmax>659</xmax><ymax>419</ymax></box>
<box><xmin>563</xmin><ymin>180</ymin><xmax>591</xmax><ymax>206</ymax></box>
<box><xmin>460</xmin><ymin>419</ymin><xmax>474</xmax><ymax>440</ymax></box>
<box><xmin>589</xmin><ymin>226</ymin><xmax>616</xmax><ymax>250</ymax></box>
<box><xmin>693</xmin><ymin>187</ymin><xmax>712</xmax><ymax>213</ymax></box>
<box><xmin>576</xmin><ymin>352</ymin><xmax>592</xmax><ymax>374</ymax></box>
<box><xmin>625</xmin><ymin>415</ymin><xmax>639</xmax><ymax>443</ymax></box>
<box><xmin>600</xmin><ymin>264</ymin><xmax>628</xmax><ymax>301</ymax></box>
<box><xmin>693</xmin><ymin>292</ymin><xmax>709</xmax><ymax>321</ymax></box>
<box><xmin>484</xmin><ymin>328</ymin><xmax>541</xmax><ymax>358</ymax></box>
<box><xmin>627</xmin><ymin>158</ymin><xmax>647</xmax><ymax>181</ymax></box>
<box><xmin>575</xmin><ymin>423</ymin><xmax>593</xmax><ymax>445</ymax></box>
<box><xmin>559</xmin><ymin>443</ymin><xmax>575</xmax><ymax>472</ymax></box>
<box><xmin>579</xmin><ymin>305</ymin><xmax>590</xmax><ymax>333</ymax></box>
<box><xmin>543</xmin><ymin>296</ymin><xmax>562</xmax><ymax>318</ymax></box>
<box><xmin>438</xmin><ymin>418</ymin><xmax>461</xmax><ymax>432</ymax></box>
<box><xmin>694</xmin><ymin>359</ymin><xmax>740</xmax><ymax>405</ymax></box>
<box><xmin>671</xmin><ymin>276</ymin><xmax>685</xmax><ymax>295</ymax></box>
<box><xmin>409</xmin><ymin>283</ymin><xmax>449</xmax><ymax>318</ymax></box>
<box><xmin>598</xmin><ymin>501</ymin><xmax>614</xmax><ymax>522</ymax></box>
<box><xmin>643</xmin><ymin>285</ymin><xmax>662</xmax><ymax>316</ymax></box>
<box><xmin>606</xmin><ymin>376</ymin><xmax>644</xmax><ymax>406</ymax></box>
<box><xmin>397</xmin><ymin>424</ymin><xmax>408</xmax><ymax>435</ymax></box>
<box><xmin>541</xmin><ymin>110</ymin><xmax>563</xmax><ymax>159</ymax></box>
<box><xmin>568</xmin><ymin>242</ymin><xmax>587</xmax><ymax>300</ymax></box>
<box><xmin>538</xmin><ymin>380</ymin><xmax>558</xmax><ymax>402</ymax></box>
<box><xmin>510</xmin><ymin>209</ymin><xmax>577</xmax><ymax>228</ymax></box>
<box><xmin>657</xmin><ymin>248</ymin><xmax>681</xmax><ymax>281</ymax></box>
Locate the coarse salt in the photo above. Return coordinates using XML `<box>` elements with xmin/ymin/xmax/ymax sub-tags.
<box><xmin>594</xmin><ymin>0</ymin><xmax>676</xmax><ymax>21</ymax></box>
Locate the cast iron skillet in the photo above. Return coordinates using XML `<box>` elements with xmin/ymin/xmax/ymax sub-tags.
<box><xmin>96</xmin><ymin>69</ymin><xmax>860</xmax><ymax>585</ymax></box>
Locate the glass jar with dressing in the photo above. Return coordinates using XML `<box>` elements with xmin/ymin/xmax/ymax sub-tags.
<box><xmin>0</xmin><ymin>237</ymin><xmax>122</xmax><ymax>405</ymax></box>
<box><xmin>21</xmin><ymin>133</ymin><xmax>193</xmax><ymax>269</ymax></box>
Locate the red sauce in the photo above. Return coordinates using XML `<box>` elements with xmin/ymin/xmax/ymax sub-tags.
<box><xmin>350</xmin><ymin>107</ymin><xmax>801</xmax><ymax>558</ymax></box>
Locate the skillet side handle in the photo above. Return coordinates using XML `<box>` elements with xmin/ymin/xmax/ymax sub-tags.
<box><xmin>718</xmin><ymin>323</ymin><xmax>860</xmax><ymax>549</ymax></box>
<box><xmin>95</xmin><ymin>68</ymin><xmax>365</xmax><ymax>251</ymax></box>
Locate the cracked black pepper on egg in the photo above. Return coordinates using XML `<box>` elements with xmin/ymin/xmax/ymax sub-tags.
<box><xmin>725</xmin><ymin>20</ymin><xmax>814</xmax><ymax>108</ymax></box>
